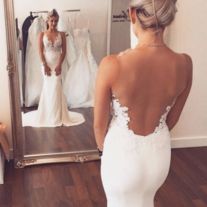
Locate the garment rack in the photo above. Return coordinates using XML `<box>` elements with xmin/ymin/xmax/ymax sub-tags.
<box><xmin>30</xmin><ymin>10</ymin><xmax>80</xmax><ymax>16</ymax></box>
<box><xmin>31</xmin><ymin>11</ymin><xmax>48</xmax><ymax>14</ymax></box>
<box><xmin>63</xmin><ymin>9</ymin><xmax>81</xmax><ymax>12</ymax></box>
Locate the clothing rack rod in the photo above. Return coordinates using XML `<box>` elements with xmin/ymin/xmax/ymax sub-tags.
<box><xmin>63</xmin><ymin>9</ymin><xmax>81</xmax><ymax>12</ymax></box>
<box><xmin>31</xmin><ymin>11</ymin><xmax>48</xmax><ymax>14</ymax></box>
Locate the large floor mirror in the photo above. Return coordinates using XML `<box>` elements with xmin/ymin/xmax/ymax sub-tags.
<box><xmin>4</xmin><ymin>0</ymin><xmax>130</xmax><ymax>167</ymax></box>
<box><xmin>4</xmin><ymin>0</ymin><xmax>130</xmax><ymax>168</ymax></box>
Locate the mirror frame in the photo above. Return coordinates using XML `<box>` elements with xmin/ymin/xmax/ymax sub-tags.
<box><xmin>4</xmin><ymin>0</ymin><xmax>112</xmax><ymax>168</ymax></box>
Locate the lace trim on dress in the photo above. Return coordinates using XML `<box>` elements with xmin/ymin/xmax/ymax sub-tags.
<box><xmin>111</xmin><ymin>94</ymin><xmax>175</xmax><ymax>137</ymax></box>
<box><xmin>43</xmin><ymin>32</ymin><xmax>62</xmax><ymax>52</ymax></box>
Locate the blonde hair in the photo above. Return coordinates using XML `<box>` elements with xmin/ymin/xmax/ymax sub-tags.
<box><xmin>129</xmin><ymin>0</ymin><xmax>177</xmax><ymax>30</ymax></box>
<box><xmin>47</xmin><ymin>9</ymin><xmax>59</xmax><ymax>21</ymax></box>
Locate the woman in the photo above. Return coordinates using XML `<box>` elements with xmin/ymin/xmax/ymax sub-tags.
<box><xmin>94</xmin><ymin>0</ymin><xmax>192</xmax><ymax>206</ymax></box>
<box><xmin>22</xmin><ymin>9</ymin><xmax>85</xmax><ymax>127</ymax></box>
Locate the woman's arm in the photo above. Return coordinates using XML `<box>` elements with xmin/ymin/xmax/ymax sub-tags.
<box><xmin>55</xmin><ymin>32</ymin><xmax>66</xmax><ymax>76</ymax></box>
<box><xmin>166</xmin><ymin>54</ymin><xmax>193</xmax><ymax>130</ymax></box>
<box><xmin>38</xmin><ymin>32</ymin><xmax>47</xmax><ymax>65</ymax></box>
<box><xmin>38</xmin><ymin>32</ymin><xmax>51</xmax><ymax>76</ymax></box>
<box><xmin>94</xmin><ymin>56</ymin><xmax>118</xmax><ymax>151</ymax></box>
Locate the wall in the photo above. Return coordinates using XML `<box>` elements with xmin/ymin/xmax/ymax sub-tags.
<box><xmin>13</xmin><ymin>0</ymin><xmax>109</xmax><ymax>64</ymax></box>
<box><xmin>110</xmin><ymin>0</ymin><xmax>130</xmax><ymax>54</ymax></box>
<box><xmin>131</xmin><ymin>0</ymin><xmax>207</xmax><ymax>147</ymax></box>
<box><xmin>168</xmin><ymin>0</ymin><xmax>207</xmax><ymax>147</ymax></box>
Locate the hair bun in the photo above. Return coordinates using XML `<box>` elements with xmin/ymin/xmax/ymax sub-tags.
<box><xmin>130</xmin><ymin>0</ymin><xmax>177</xmax><ymax>29</ymax></box>
<box><xmin>47</xmin><ymin>9</ymin><xmax>59</xmax><ymax>21</ymax></box>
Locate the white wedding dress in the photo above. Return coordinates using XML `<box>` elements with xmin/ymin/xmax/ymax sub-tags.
<box><xmin>58</xmin><ymin>14</ymin><xmax>77</xmax><ymax>83</ymax></box>
<box><xmin>24</xmin><ymin>16</ymin><xmax>46</xmax><ymax>107</ymax></box>
<box><xmin>101</xmin><ymin>94</ymin><xmax>175</xmax><ymax>207</ymax></box>
<box><xmin>22</xmin><ymin>32</ymin><xmax>85</xmax><ymax>127</ymax></box>
<box><xmin>63</xmin><ymin>28</ymin><xmax>98</xmax><ymax>108</ymax></box>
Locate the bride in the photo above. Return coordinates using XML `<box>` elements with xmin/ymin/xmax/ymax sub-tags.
<box><xmin>22</xmin><ymin>9</ymin><xmax>85</xmax><ymax>127</ymax></box>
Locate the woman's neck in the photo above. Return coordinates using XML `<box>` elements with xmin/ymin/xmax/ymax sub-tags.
<box><xmin>48</xmin><ymin>28</ymin><xmax>57</xmax><ymax>33</ymax></box>
<box><xmin>136</xmin><ymin>29</ymin><xmax>165</xmax><ymax>47</ymax></box>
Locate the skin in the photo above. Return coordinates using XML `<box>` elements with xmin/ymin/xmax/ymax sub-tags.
<box><xmin>38</xmin><ymin>15</ymin><xmax>66</xmax><ymax>76</ymax></box>
<box><xmin>94</xmin><ymin>7</ymin><xmax>193</xmax><ymax>151</ymax></box>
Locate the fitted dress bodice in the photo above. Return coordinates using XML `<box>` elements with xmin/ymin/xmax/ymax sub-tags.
<box><xmin>43</xmin><ymin>33</ymin><xmax>62</xmax><ymax>73</ymax></box>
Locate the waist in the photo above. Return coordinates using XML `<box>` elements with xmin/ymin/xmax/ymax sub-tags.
<box><xmin>44</xmin><ymin>49</ymin><xmax>61</xmax><ymax>55</ymax></box>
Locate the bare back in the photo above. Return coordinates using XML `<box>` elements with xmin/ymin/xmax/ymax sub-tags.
<box><xmin>110</xmin><ymin>47</ymin><xmax>191</xmax><ymax>136</ymax></box>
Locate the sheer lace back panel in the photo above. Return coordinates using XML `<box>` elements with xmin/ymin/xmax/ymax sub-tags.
<box><xmin>43</xmin><ymin>32</ymin><xmax>62</xmax><ymax>52</ymax></box>
<box><xmin>111</xmin><ymin>94</ymin><xmax>176</xmax><ymax>137</ymax></box>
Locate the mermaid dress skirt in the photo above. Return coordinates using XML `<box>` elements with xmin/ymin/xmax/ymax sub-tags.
<box><xmin>101</xmin><ymin>96</ymin><xmax>174</xmax><ymax>207</ymax></box>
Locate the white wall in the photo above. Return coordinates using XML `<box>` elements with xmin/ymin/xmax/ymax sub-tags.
<box><xmin>131</xmin><ymin>0</ymin><xmax>207</xmax><ymax>146</ymax></box>
<box><xmin>167</xmin><ymin>0</ymin><xmax>207</xmax><ymax>139</ymax></box>
<box><xmin>0</xmin><ymin>0</ymin><xmax>12</xmax><ymax>145</ymax></box>
<box><xmin>13</xmin><ymin>0</ymin><xmax>109</xmax><ymax>63</ymax></box>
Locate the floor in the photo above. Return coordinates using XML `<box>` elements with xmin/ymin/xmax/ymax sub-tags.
<box><xmin>0</xmin><ymin>147</ymin><xmax>207</xmax><ymax>207</ymax></box>
<box><xmin>23</xmin><ymin>107</ymin><xmax>96</xmax><ymax>155</ymax></box>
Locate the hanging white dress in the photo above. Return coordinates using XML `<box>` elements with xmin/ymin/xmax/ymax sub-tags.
<box><xmin>16</xmin><ymin>35</ymin><xmax>23</xmax><ymax>106</ymax></box>
<box><xmin>64</xmin><ymin>28</ymin><xmax>98</xmax><ymax>108</ymax></box>
<box><xmin>58</xmin><ymin>14</ymin><xmax>77</xmax><ymax>82</ymax></box>
<box><xmin>24</xmin><ymin>16</ymin><xmax>46</xmax><ymax>107</ymax></box>
<box><xmin>22</xmin><ymin>32</ymin><xmax>85</xmax><ymax>127</ymax></box>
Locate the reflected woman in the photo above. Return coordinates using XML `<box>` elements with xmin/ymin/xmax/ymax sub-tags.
<box><xmin>22</xmin><ymin>9</ymin><xmax>85</xmax><ymax>127</ymax></box>
<box><xmin>94</xmin><ymin>0</ymin><xmax>192</xmax><ymax>206</ymax></box>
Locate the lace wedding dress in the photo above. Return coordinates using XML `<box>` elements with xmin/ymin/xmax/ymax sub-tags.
<box><xmin>101</xmin><ymin>94</ymin><xmax>175</xmax><ymax>207</ymax></box>
<box><xmin>24</xmin><ymin>16</ymin><xmax>46</xmax><ymax>107</ymax></box>
<box><xmin>22</xmin><ymin>32</ymin><xmax>85</xmax><ymax>127</ymax></box>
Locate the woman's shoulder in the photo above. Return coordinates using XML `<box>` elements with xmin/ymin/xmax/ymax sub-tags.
<box><xmin>38</xmin><ymin>31</ymin><xmax>45</xmax><ymax>39</ymax></box>
<box><xmin>161</xmin><ymin>47</ymin><xmax>193</xmax><ymax>73</ymax></box>
<box><xmin>181</xmin><ymin>53</ymin><xmax>193</xmax><ymax>79</ymax></box>
<box><xmin>175</xmin><ymin>52</ymin><xmax>193</xmax><ymax>73</ymax></box>
<box><xmin>170</xmin><ymin>51</ymin><xmax>193</xmax><ymax>84</ymax></box>
<box><xmin>100</xmin><ymin>49</ymin><xmax>132</xmax><ymax>64</ymax></box>
<box><xmin>98</xmin><ymin>55</ymin><xmax>120</xmax><ymax>81</ymax></box>
<box><xmin>166</xmin><ymin>48</ymin><xmax>192</xmax><ymax>65</ymax></box>
<box><xmin>59</xmin><ymin>31</ymin><xmax>66</xmax><ymax>36</ymax></box>
<box><xmin>99</xmin><ymin>49</ymin><xmax>134</xmax><ymax>73</ymax></box>
<box><xmin>181</xmin><ymin>53</ymin><xmax>193</xmax><ymax>67</ymax></box>
<box><xmin>117</xmin><ymin>48</ymin><xmax>132</xmax><ymax>57</ymax></box>
<box><xmin>99</xmin><ymin>55</ymin><xmax>120</xmax><ymax>70</ymax></box>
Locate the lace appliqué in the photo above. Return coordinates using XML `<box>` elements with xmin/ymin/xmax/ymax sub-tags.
<box><xmin>112</xmin><ymin>98</ymin><xmax>130</xmax><ymax>128</ymax></box>
<box><xmin>43</xmin><ymin>33</ymin><xmax>62</xmax><ymax>52</ymax></box>
<box><xmin>111</xmin><ymin>95</ymin><xmax>174</xmax><ymax>136</ymax></box>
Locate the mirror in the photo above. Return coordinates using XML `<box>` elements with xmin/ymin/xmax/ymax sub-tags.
<box><xmin>4</xmin><ymin>0</ymin><xmax>130</xmax><ymax>167</ymax></box>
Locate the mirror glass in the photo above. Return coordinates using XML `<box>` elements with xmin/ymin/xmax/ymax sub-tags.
<box><xmin>13</xmin><ymin>0</ymin><xmax>112</xmax><ymax>156</ymax></box>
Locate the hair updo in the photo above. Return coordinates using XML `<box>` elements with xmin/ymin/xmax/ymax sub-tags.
<box><xmin>129</xmin><ymin>0</ymin><xmax>177</xmax><ymax>30</ymax></box>
<box><xmin>47</xmin><ymin>9</ymin><xmax>59</xmax><ymax>21</ymax></box>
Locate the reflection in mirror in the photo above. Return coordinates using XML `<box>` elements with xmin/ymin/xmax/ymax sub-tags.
<box><xmin>13</xmin><ymin>0</ymin><xmax>109</xmax><ymax>156</ymax></box>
